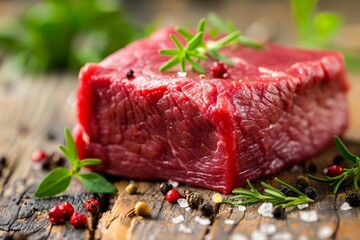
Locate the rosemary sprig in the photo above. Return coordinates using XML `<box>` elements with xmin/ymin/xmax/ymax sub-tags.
<box><xmin>223</xmin><ymin>178</ymin><xmax>314</xmax><ymax>208</ymax></box>
<box><xmin>159</xmin><ymin>16</ymin><xmax>262</xmax><ymax>73</ymax></box>
<box><xmin>308</xmin><ymin>136</ymin><xmax>360</xmax><ymax>194</ymax></box>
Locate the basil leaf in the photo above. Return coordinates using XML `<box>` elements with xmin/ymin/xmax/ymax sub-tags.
<box><xmin>64</xmin><ymin>128</ymin><xmax>78</xmax><ymax>165</ymax></box>
<box><xmin>76</xmin><ymin>173</ymin><xmax>117</xmax><ymax>193</ymax></box>
<box><xmin>79</xmin><ymin>159</ymin><xmax>102</xmax><ymax>167</ymax></box>
<box><xmin>34</xmin><ymin>167</ymin><xmax>72</xmax><ymax>198</ymax></box>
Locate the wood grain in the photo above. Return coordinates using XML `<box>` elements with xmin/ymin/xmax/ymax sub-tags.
<box><xmin>0</xmin><ymin>74</ymin><xmax>360</xmax><ymax>240</ymax></box>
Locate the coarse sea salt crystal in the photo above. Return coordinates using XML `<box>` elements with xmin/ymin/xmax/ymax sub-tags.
<box><xmin>251</xmin><ymin>230</ymin><xmax>267</xmax><ymax>240</ymax></box>
<box><xmin>340</xmin><ymin>202</ymin><xmax>352</xmax><ymax>211</ymax></box>
<box><xmin>317</xmin><ymin>226</ymin><xmax>333</xmax><ymax>239</ymax></box>
<box><xmin>224</xmin><ymin>219</ymin><xmax>235</xmax><ymax>225</ymax></box>
<box><xmin>204</xmin><ymin>234</ymin><xmax>212</xmax><ymax>240</ymax></box>
<box><xmin>178</xmin><ymin>223</ymin><xmax>192</xmax><ymax>234</ymax></box>
<box><xmin>177</xmin><ymin>71</ymin><xmax>187</xmax><ymax>77</ymax></box>
<box><xmin>300</xmin><ymin>210</ymin><xmax>318</xmax><ymax>222</ymax></box>
<box><xmin>258</xmin><ymin>202</ymin><xmax>274</xmax><ymax>218</ymax></box>
<box><xmin>177</xmin><ymin>198</ymin><xmax>189</xmax><ymax>208</ymax></box>
<box><xmin>168</xmin><ymin>180</ymin><xmax>179</xmax><ymax>187</ymax></box>
<box><xmin>230</xmin><ymin>233</ymin><xmax>248</xmax><ymax>240</ymax></box>
<box><xmin>185</xmin><ymin>207</ymin><xmax>191</xmax><ymax>212</ymax></box>
<box><xmin>271</xmin><ymin>231</ymin><xmax>293</xmax><ymax>240</ymax></box>
<box><xmin>259</xmin><ymin>222</ymin><xmax>277</xmax><ymax>235</ymax></box>
<box><xmin>297</xmin><ymin>203</ymin><xmax>309</xmax><ymax>210</ymax></box>
<box><xmin>171</xmin><ymin>215</ymin><xmax>185</xmax><ymax>224</ymax></box>
<box><xmin>194</xmin><ymin>216</ymin><xmax>211</xmax><ymax>226</ymax></box>
<box><xmin>237</xmin><ymin>205</ymin><xmax>246</xmax><ymax>212</ymax></box>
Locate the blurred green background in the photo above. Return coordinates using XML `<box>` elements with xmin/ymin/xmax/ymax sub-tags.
<box><xmin>0</xmin><ymin>0</ymin><xmax>359</xmax><ymax>74</ymax></box>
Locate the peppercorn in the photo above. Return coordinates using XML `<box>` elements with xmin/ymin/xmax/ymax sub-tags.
<box><xmin>273</xmin><ymin>206</ymin><xmax>285</xmax><ymax>219</ymax></box>
<box><xmin>345</xmin><ymin>192</ymin><xmax>360</xmax><ymax>207</ymax></box>
<box><xmin>48</xmin><ymin>205</ymin><xmax>66</xmax><ymax>224</ymax></box>
<box><xmin>160</xmin><ymin>182</ymin><xmax>173</xmax><ymax>195</ymax></box>
<box><xmin>125</xmin><ymin>183</ymin><xmax>137</xmax><ymax>195</ymax></box>
<box><xmin>186</xmin><ymin>192</ymin><xmax>204</xmax><ymax>209</ymax></box>
<box><xmin>0</xmin><ymin>155</ymin><xmax>7</xmax><ymax>166</ymax></box>
<box><xmin>327</xmin><ymin>165</ymin><xmax>343</xmax><ymax>177</ymax></box>
<box><xmin>279</xmin><ymin>186</ymin><xmax>297</xmax><ymax>197</ymax></box>
<box><xmin>57</xmin><ymin>202</ymin><xmax>75</xmax><ymax>219</ymax></box>
<box><xmin>134</xmin><ymin>201</ymin><xmax>151</xmax><ymax>218</ymax></box>
<box><xmin>306</xmin><ymin>161</ymin><xmax>317</xmax><ymax>173</ymax></box>
<box><xmin>200</xmin><ymin>203</ymin><xmax>214</xmax><ymax>217</ymax></box>
<box><xmin>32</xmin><ymin>149</ymin><xmax>47</xmax><ymax>163</ymax></box>
<box><xmin>84</xmin><ymin>198</ymin><xmax>100</xmax><ymax>214</ymax></box>
<box><xmin>126</xmin><ymin>69</ymin><xmax>135</xmax><ymax>79</ymax></box>
<box><xmin>295</xmin><ymin>184</ymin><xmax>305</xmax><ymax>194</ymax></box>
<box><xmin>333</xmin><ymin>155</ymin><xmax>346</xmax><ymax>165</ymax></box>
<box><xmin>296</xmin><ymin>176</ymin><xmax>310</xmax><ymax>189</ymax></box>
<box><xmin>165</xmin><ymin>189</ymin><xmax>181</xmax><ymax>203</ymax></box>
<box><xmin>70</xmin><ymin>212</ymin><xmax>88</xmax><ymax>228</ymax></box>
<box><xmin>211</xmin><ymin>61</ymin><xmax>229</xmax><ymax>78</ymax></box>
<box><xmin>304</xmin><ymin>187</ymin><xmax>317</xmax><ymax>200</ymax></box>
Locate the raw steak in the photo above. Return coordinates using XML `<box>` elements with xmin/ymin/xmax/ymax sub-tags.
<box><xmin>74</xmin><ymin>28</ymin><xmax>349</xmax><ymax>194</ymax></box>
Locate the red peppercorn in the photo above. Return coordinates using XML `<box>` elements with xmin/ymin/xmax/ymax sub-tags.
<box><xmin>70</xmin><ymin>212</ymin><xmax>88</xmax><ymax>228</ymax></box>
<box><xmin>165</xmin><ymin>189</ymin><xmax>181</xmax><ymax>203</ymax></box>
<box><xmin>84</xmin><ymin>198</ymin><xmax>100</xmax><ymax>214</ymax></box>
<box><xmin>327</xmin><ymin>165</ymin><xmax>343</xmax><ymax>177</ymax></box>
<box><xmin>211</xmin><ymin>61</ymin><xmax>228</xmax><ymax>78</ymax></box>
<box><xmin>32</xmin><ymin>149</ymin><xmax>47</xmax><ymax>162</ymax></box>
<box><xmin>58</xmin><ymin>202</ymin><xmax>74</xmax><ymax>219</ymax></box>
<box><xmin>49</xmin><ymin>205</ymin><xmax>66</xmax><ymax>224</ymax></box>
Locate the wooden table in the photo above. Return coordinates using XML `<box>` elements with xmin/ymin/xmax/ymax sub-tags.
<box><xmin>0</xmin><ymin>73</ymin><xmax>360</xmax><ymax>240</ymax></box>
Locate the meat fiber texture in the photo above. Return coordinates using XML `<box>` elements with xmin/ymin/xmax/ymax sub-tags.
<box><xmin>74</xmin><ymin>28</ymin><xmax>349</xmax><ymax>194</ymax></box>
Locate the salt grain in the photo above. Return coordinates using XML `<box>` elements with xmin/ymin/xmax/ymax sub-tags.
<box><xmin>251</xmin><ymin>230</ymin><xmax>267</xmax><ymax>240</ymax></box>
<box><xmin>230</xmin><ymin>233</ymin><xmax>248</xmax><ymax>240</ymax></box>
<box><xmin>271</xmin><ymin>231</ymin><xmax>293</xmax><ymax>240</ymax></box>
<box><xmin>323</xmin><ymin>168</ymin><xmax>328</xmax><ymax>175</ymax></box>
<box><xmin>258</xmin><ymin>202</ymin><xmax>274</xmax><ymax>218</ymax></box>
<box><xmin>194</xmin><ymin>216</ymin><xmax>211</xmax><ymax>226</ymax></box>
<box><xmin>317</xmin><ymin>226</ymin><xmax>333</xmax><ymax>239</ymax></box>
<box><xmin>177</xmin><ymin>198</ymin><xmax>189</xmax><ymax>208</ymax></box>
<box><xmin>300</xmin><ymin>210</ymin><xmax>318</xmax><ymax>222</ymax></box>
<box><xmin>297</xmin><ymin>203</ymin><xmax>309</xmax><ymax>210</ymax></box>
<box><xmin>185</xmin><ymin>207</ymin><xmax>192</xmax><ymax>212</ymax></box>
<box><xmin>259</xmin><ymin>222</ymin><xmax>277</xmax><ymax>235</ymax></box>
<box><xmin>178</xmin><ymin>223</ymin><xmax>193</xmax><ymax>234</ymax></box>
<box><xmin>224</xmin><ymin>219</ymin><xmax>235</xmax><ymax>225</ymax></box>
<box><xmin>238</xmin><ymin>205</ymin><xmax>246</xmax><ymax>212</ymax></box>
<box><xmin>177</xmin><ymin>71</ymin><xmax>187</xmax><ymax>77</ymax></box>
<box><xmin>340</xmin><ymin>202</ymin><xmax>352</xmax><ymax>211</ymax></box>
<box><xmin>204</xmin><ymin>234</ymin><xmax>212</xmax><ymax>240</ymax></box>
<box><xmin>171</xmin><ymin>215</ymin><xmax>185</xmax><ymax>224</ymax></box>
<box><xmin>168</xmin><ymin>180</ymin><xmax>179</xmax><ymax>187</ymax></box>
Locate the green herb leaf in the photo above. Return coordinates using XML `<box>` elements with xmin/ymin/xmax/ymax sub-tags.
<box><xmin>34</xmin><ymin>167</ymin><xmax>72</xmax><ymax>198</ymax></box>
<box><xmin>64</xmin><ymin>128</ymin><xmax>78</xmax><ymax>166</ymax></box>
<box><xmin>76</xmin><ymin>173</ymin><xmax>117</xmax><ymax>194</ymax></box>
<box><xmin>334</xmin><ymin>136</ymin><xmax>358</xmax><ymax>164</ymax></box>
<box><xmin>79</xmin><ymin>159</ymin><xmax>102</xmax><ymax>167</ymax></box>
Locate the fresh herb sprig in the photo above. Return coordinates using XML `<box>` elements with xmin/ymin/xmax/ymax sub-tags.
<box><xmin>159</xmin><ymin>17</ymin><xmax>263</xmax><ymax>73</ymax></box>
<box><xmin>34</xmin><ymin>128</ymin><xmax>117</xmax><ymax>198</ymax></box>
<box><xmin>223</xmin><ymin>178</ymin><xmax>314</xmax><ymax>208</ymax></box>
<box><xmin>308</xmin><ymin>136</ymin><xmax>360</xmax><ymax>194</ymax></box>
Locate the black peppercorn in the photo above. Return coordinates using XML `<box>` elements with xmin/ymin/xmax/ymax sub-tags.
<box><xmin>126</xmin><ymin>69</ymin><xmax>135</xmax><ymax>79</ymax></box>
<box><xmin>279</xmin><ymin>186</ymin><xmax>297</xmax><ymax>197</ymax></box>
<box><xmin>273</xmin><ymin>206</ymin><xmax>285</xmax><ymax>219</ymax></box>
<box><xmin>304</xmin><ymin>187</ymin><xmax>317</xmax><ymax>200</ymax></box>
<box><xmin>159</xmin><ymin>182</ymin><xmax>173</xmax><ymax>195</ymax></box>
<box><xmin>200</xmin><ymin>203</ymin><xmax>214</xmax><ymax>217</ymax></box>
<box><xmin>333</xmin><ymin>155</ymin><xmax>345</xmax><ymax>165</ymax></box>
<box><xmin>186</xmin><ymin>192</ymin><xmax>204</xmax><ymax>209</ymax></box>
<box><xmin>345</xmin><ymin>192</ymin><xmax>360</xmax><ymax>207</ymax></box>
<box><xmin>306</xmin><ymin>161</ymin><xmax>317</xmax><ymax>173</ymax></box>
<box><xmin>0</xmin><ymin>155</ymin><xmax>7</xmax><ymax>167</ymax></box>
<box><xmin>296</xmin><ymin>176</ymin><xmax>310</xmax><ymax>189</ymax></box>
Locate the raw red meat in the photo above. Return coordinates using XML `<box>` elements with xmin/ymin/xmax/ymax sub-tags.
<box><xmin>74</xmin><ymin>28</ymin><xmax>349</xmax><ymax>194</ymax></box>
